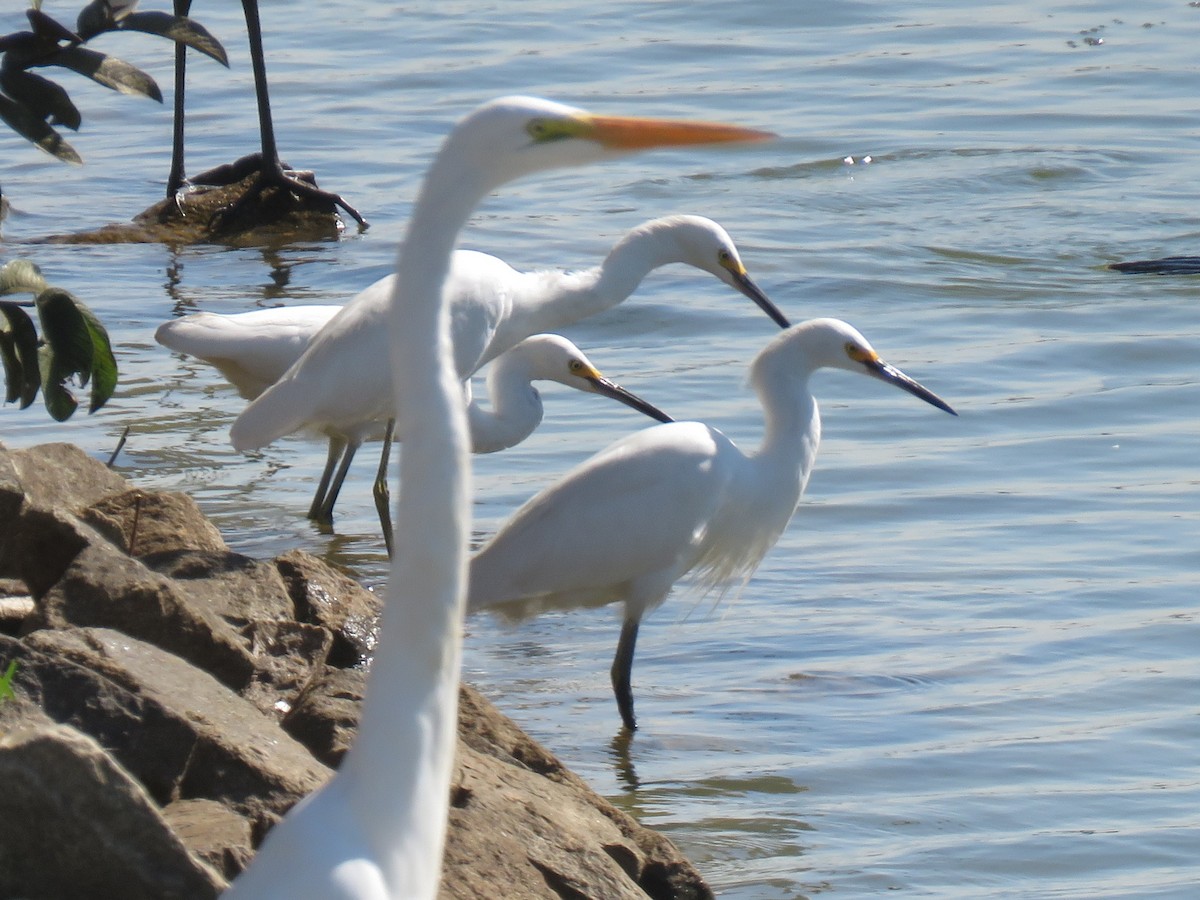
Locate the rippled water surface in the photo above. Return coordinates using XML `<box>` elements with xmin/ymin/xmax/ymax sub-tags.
<box><xmin>3</xmin><ymin>1</ymin><xmax>1198</xmax><ymax>896</ymax></box>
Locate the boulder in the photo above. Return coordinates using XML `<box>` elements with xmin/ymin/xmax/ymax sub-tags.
<box><xmin>0</xmin><ymin>443</ymin><xmax>713</xmax><ymax>898</ymax></box>
<box><xmin>0</xmin><ymin>723</ymin><xmax>227</xmax><ymax>899</ymax></box>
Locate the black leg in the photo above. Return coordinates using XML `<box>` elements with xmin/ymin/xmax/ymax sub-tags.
<box><xmin>206</xmin><ymin>0</ymin><xmax>368</xmax><ymax>230</ymax></box>
<box><xmin>611</xmin><ymin>615</ymin><xmax>641</xmax><ymax>731</ymax></box>
<box><xmin>307</xmin><ymin>436</ymin><xmax>346</xmax><ymax>521</ymax></box>
<box><xmin>372</xmin><ymin>420</ymin><xmax>396</xmax><ymax>558</ymax></box>
<box><xmin>166</xmin><ymin>0</ymin><xmax>194</xmax><ymax>195</ymax></box>
<box><xmin>314</xmin><ymin>438</ymin><xmax>359</xmax><ymax>524</ymax></box>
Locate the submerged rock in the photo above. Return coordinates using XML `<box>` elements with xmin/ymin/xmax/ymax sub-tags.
<box><xmin>0</xmin><ymin>442</ymin><xmax>712</xmax><ymax>899</ymax></box>
<box><xmin>31</xmin><ymin>169</ymin><xmax>344</xmax><ymax>248</ymax></box>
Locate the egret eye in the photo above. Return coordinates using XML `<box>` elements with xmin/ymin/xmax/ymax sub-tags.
<box><xmin>526</xmin><ymin>117</ymin><xmax>576</xmax><ymax>143</ymax></box>
<box><xmin>569</xmin><ymin>359</ymin><xmax>584</xmax><ymax>372</ymax></box>
<box><xmin>844</xmin><ymin>342</ymin><xmax>875</xmax><ymax>364</ymax></box>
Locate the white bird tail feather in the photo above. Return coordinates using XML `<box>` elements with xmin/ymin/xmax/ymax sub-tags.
<box><xmin>230</xmin><ymin>376</ymin><xmax>313</xmax><ymax>451</ymax></box>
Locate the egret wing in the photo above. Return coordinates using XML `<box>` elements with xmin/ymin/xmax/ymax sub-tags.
<box><xmin>468</xmin><ymin>422</ymin><xmax>736</xmax><ymax>614</ymax></box>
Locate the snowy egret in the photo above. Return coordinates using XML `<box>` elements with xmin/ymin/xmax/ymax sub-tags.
<box><xmin>156</xmin><ymin>310</ymin><xmax>671</xmax><ymax>514</ymax></box>
<box><xmin>164</xmin><ymin>0</ymin><xmax>365</xmax><ymax>227</ymax></box>
<box><xmin>157</xmin><ymin>310</ymin><xmax>671</xmax><ymax>546</ymax></box>
<box><xmin>468</xmin><ymin>317</ymin><xmax>956</xmax><ymax>732</ymax></box>
<box><xmin>221</xmin><ymin>96</ymin><xmax>774</xmax><ymax>899</ymax></box>
<box><xmin>229</xmin><ymin>213</ymin><xmax>788</xmax><ymax>522</ymax></box>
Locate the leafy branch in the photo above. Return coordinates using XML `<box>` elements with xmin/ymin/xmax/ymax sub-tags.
<box><xmin>0</xmin><ymin>0</ymin><xmax>227</xmax><ymax>164</ymax></box>
<box><xmin>1</xmin><ymin>259</ymin><xmax>117</xmax><ymax>420</ymax></box>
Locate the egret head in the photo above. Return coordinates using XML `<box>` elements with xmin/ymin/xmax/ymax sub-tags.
<box><xmin>765</xmin><ymin>318</ymin><xmax>957</xmax><ymax>415</ymax></box>
<box><xmin>658</xmin><ymin>215</ymin><xmax>791</xmax><ymax>329</ymax></box>
<box><xmin>512</xmin><ymin>334</ymin><xmax>673</xmax><ymax>424</ymax></box>
<box><xmin>444</xmin><ymin>96</ymin><xmax>775</xmax><ymax>197</ymax></box>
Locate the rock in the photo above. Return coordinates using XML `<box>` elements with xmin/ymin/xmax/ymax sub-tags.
<box><xmin>83</xmin><ymin>488</ymin><xmax>228</xmax><ymax>557</ymax></box>
<box><xmin>14</xmin><ymin>627</ymin><xmax>331</xmax><ymax>827</ymax></box>
<box><xmin>35</xmin><ymin>169</ymin><xmax>344</xmax><ymax>247</ymax></box>
<box><xmin>4</xmin><ymin>441</ymin><xmax>127</xmax><ymax>511</ymax></box>
<box><xmin>0</xmin><ymin>577</ymin><xmax>34</xmax><ymax>635</ymax></box>
<box><xmin>3</xmin><ymin>503</ymin><xmax>107</xmax><ymax>597</ymax></box>
<box><xmin>1</xmin><ymin>443</ymin><xmax>129</xmax><ymax>596</ymax></box>
<box><xmin>145</xmin><ymin>548</ymin><xmax>294</xmax><ymax>625</ymax></box>
<box><xmin>275</xmin><ymin>549</ymin><xmax>383</xmax><ymax>666</ymax></box>
<box><xmin>449</xmin><ymin>687</ymin><xmax>714</xmax><ymax>900</ymax></box>
<box><xmin>0</xmin><ymin>442</ymin><xmax>715</xmax><ymax>898</ymax></box>
<box><xmin>34</xmin><ymin>542</ymin><xmax>260</xmax><ymax>691</ymax></box>
<box><xmin>282</xmin><ymin>665</ymin><xmax>367</xmax><ymax>767</ymax></box>
<box><xmin>0</xmin><ymin>723</ymin><xmax>227</xmax><ymax>899</ymax></box>
<box><xmin>162</xmin><ymin>798</ymin><xmax>255</xmax><ymax>881</ymax></box>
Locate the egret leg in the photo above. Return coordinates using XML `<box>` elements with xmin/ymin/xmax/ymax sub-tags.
<box><xmin>315</xmin><ymin>439</ymin><xmax>360</xmax><ymax>524</ymax></box>
<box><xmin>207</xmin><ymin>1</ymin><xmax>367</xmax><ymax>230</ymax></box>
<box><xmin>166</xmin><ymin>0</ymin><xmax>193</xmax><ymax>196</ymax></box>
<box><xmin>373</xmin><ymin>420</ymin><xmax>396</xmax><ymax>558</ymax></box>
<box><xmin>611</xmin><ymin>616</ymin><xmax>641</xmax><ymax>731</ymax></box>
<box><xmin>307</xmin><ymin>436</ymin><xmax>347</xmax><ymax>521</ymax></box>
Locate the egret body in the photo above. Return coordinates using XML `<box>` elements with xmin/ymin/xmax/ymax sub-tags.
<box><xmin>468</xmin><ymin>318</ymin><xmax>956</xmax><ymax>731</ymax></box>
<box><xmin>157</xmin><ymin>311</ymin><xmax>671</xmax><ymax>540</ymax></box>
<box><xmin>228</xmin><ymin>214</ymin><xmax>788</xmax><ymax>521</ymax></box>
<box><xmin>222</xmin><ymin>95</ymin><xmax>773</xmax><ymax>898</ymax></box>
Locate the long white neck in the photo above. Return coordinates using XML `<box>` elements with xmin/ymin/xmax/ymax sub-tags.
<box><xmin>466</xmin><ymin>355</ymin><xmax>543</xmax><ymax>454</ymax></box>
<box><xmin>747</xmin><ymin>341</ymin><xmax>822</xmax><ymax>505</ymax></box>
<box><xmin>507</xmin><ymin>221</ymin><xmax>689</xmax><ymax>337</ymax></box>
<box><xmin>336</xmin><ymin>139</ymin><xmax>482</xmax><ymax>897</ymax></box>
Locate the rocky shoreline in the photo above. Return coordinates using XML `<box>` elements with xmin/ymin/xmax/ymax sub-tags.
<box><xmin>0</xmin><ymin>442</ymin><xmax>712</xmax><ymax>899</ymax></box>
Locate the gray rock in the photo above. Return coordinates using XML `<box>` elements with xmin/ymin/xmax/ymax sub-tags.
<box><xmin>34</xmin><ymin>541</ymin><xmax>259</xmax><ymax>691</ymax></box>
<box><xmin>162</xmin><ymin>798</ymin><xmax>255</xmax><ymax>881</ymax></box>
<box><xmin>13</xmin><ymin>627</ymin><xmax>331</xmax><ymax>826</ymax></box>
<box><xmin>0</xmin><ymin>723</ymin><xmax>227</xmax><ymax>899</ymax></box>
<box><xmin>4</xmin><ymin>442</ymin><xmax>127</xmax><ymax>511</ymax></box>
<box><xmin>282</xmin><ymin>664</ymin><xmax>367</xmax><ymax>767</ymax></box>
<box><xmin>275</xmin><ymin>548</ymin><xmax>383</xmax><ymax>666</ymax></box>
<box><xmin>0</xmin><ymin>442</ymin><xmax>715</xmax><ymax>898</ymax></box>
<box><xmin>83</xmin><ymin>488</ymin><xmax>228</xmax><ymax>557</ymax></box>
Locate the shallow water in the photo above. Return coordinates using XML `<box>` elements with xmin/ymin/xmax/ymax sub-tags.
<box><xmin>3</xmin><ymin>1</ymin><xmax>1198</xmax><ymax>896</ymax></box>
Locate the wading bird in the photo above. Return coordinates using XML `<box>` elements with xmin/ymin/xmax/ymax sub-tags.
<box><xmin>468</xmin><ymin>317</ymin><xmax>956</xmax><ymax>732</ymax></box>
<box><xmin>229</xmin><ymin>213</ymin><xmax>789</xmax><ymax>523</ymax></box>
<box><xmin>166</xmin><ymin>0</ymin><xmax>366</xmax><ymax>227</ymax></box>
<box><xmin>157</xmin><ymin>310</ymin><xmax>671</xmax><ymax>549</ymax></box>
<box><xmin>221</xmin><ymin>95</ymin><xmax>773</xmax><ymax>899</ymax></box>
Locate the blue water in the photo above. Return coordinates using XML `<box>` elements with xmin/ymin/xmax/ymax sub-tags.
<box><xmin>3</xmin><ymin>1</ymin><xmax>1198</xmax><ymax>896</ymax></box>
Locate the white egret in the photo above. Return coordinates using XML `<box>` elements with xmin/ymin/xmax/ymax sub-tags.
<box><xmin>229</xmin><ymin>213</ymin><xmax>789</xmax><ymax>520</ymax></box>
<box><xmin>468</xmin><ymin>317</ymin><xmax>956</xmax><ymax>732</ymax></box>
<box><xmin>157</xmin><ymin>311</ymin><xmax>671</xmax><ymax>548</ymax></box>
<box><xmin>222</xmin><ymin>96</ymin><xmax>774</xmax><ymax>899</ymax></box>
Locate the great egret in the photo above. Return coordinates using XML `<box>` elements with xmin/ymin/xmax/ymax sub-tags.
<box><xmin>229</xmin><ymin>213</ymin><xmax>789</xmax><ymax>521</ymax></box>
<box><xmin>166</xmin><ymin>0</ymin><xmax>365</xmax><ymax>228</ymax></box>
<box><xmin>468</xmin><ymin>317</ymin><xmax>957</xmax><ymax>732</ymax></box>
<box><xmin>221</xmin><ymin>96</ymin><xmax>774</xmax><ymax>899</ymax></box>
<box><xmin>156</xmin><ymin>311</ymin><xmax>671</xmax><ymax>546</ymax></box>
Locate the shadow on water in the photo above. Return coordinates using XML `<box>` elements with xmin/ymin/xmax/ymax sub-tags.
<box><xmin>609</xmin><ymin>726</ymin><xmax>641</xmax><ymax>792</ymax></box>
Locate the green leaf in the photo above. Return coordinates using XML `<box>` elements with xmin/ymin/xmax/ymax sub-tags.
<box><xmin>0</xmin><ymin>659</ymin><xmax>17</xmax><ymax>703</ymax></box>
<box><xmin>0</xmin><ymin>301</ymin><xmax>41</xmax><ymax>407</ymax></box>
<box><xmin>41</xmin><ymin>46</ymin><xmax>162</xmax><ymax>103</ymax></box>
<box><xmin>0</xmin><ymin>69</ymin><xmax>82</xmax><ymax>130</ymax></box>
<box><xmin>39</xmin><ymin>342</ymin><xmax>78</xmax><ymax>421</ymax></box>
<box><xmin>0</xmin><ymin>260</ymin><xmax>49</xmax><ymax>296</ymax></box>
<box><xmin>120</xmin><ymin>11</ymin><xmax>229</xmax><ymax>67</ymax></box>
<box><xmin>74</xmin><ymin>298</ymin><xmax>118</xmax><ymax>413</ymax></box>
<box><xmin>0</xmin><ymin>93</ymin><xmax>83</xmax><ymax>164</ymax></box>
<box><xmin>36</xmin><ymin>288</ymin><xmax>94</xmax><ymax>383</ymax></box>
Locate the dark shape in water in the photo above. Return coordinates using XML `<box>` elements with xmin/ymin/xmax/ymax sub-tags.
<box><xmin>1109</xmin><ymin>256</ymin><xmax>1200</xmax><ymax>276</ymax></box>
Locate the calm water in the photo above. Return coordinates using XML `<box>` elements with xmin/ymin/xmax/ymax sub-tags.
<box><xmin>3</xmin><ymin>1</ymin><xmax>1198</xmax><ymax>896</ymax></box>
